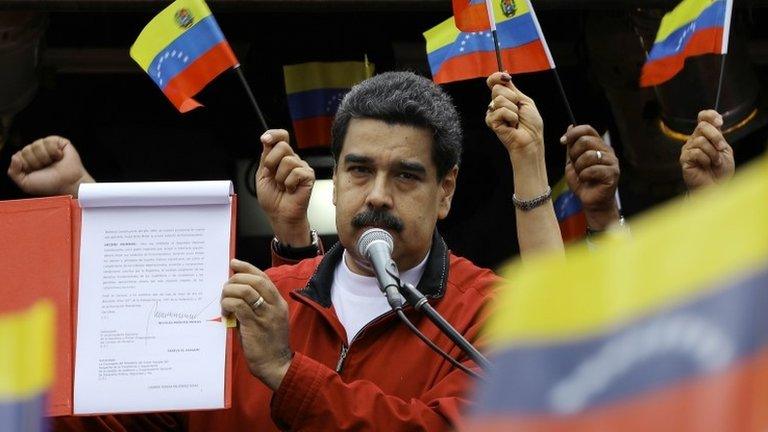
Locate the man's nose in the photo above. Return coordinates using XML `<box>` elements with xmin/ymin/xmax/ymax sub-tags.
<box><xmin>364</xmin><ymin>174</ymin><xmax>393</xmax><ymax>210</ymax></box>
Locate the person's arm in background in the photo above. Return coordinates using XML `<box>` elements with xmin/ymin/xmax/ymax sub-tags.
<box><xmin>256</xmin><ymin>129</ymin><xmax>324</xmax><ymax>266</ymax></box>
<box><xmin>680</xmin><ymin>109</ymin><xmax>735</xmax><ymax>191</ymax></box>
<box><xmin>7</xmin><ymin>136</ymin><xmax>94</xmax><ymax>197</ymax></box>
<box><xmin>560</xmin><ymin>125</ymin><xmax>621</xmax><ymax>232</ymax></box>
<box><xmin>485</xmin><ymin>72</ymin><xmax>564</xmax><ymax>258</ymax></box>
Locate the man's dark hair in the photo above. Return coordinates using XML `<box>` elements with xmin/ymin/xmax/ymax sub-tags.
<box><xmin>330</xmin><ymin>71</ymin><xmax>462</xmax><ymax>179</ymax></box>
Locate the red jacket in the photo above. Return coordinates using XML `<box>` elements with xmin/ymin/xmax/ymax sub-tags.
<box><xmin>56</xmin><ymin>232</ymin><xmax>498</xmax><ymax>431</ymax></box>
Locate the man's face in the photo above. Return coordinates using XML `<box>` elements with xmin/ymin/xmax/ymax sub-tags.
<box><xmin>333</xmin><ymin>118</ymin><xmax>458</xmax><ymax>272</ymax></box>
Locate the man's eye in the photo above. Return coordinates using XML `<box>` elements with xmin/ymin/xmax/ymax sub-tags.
<box><xmin>398</xmin><ymin>172</ymin><xmax>419</xmax><ymax>181</ymax></box>
<box><xmin>349</xmin><ymin>166</ymin><xmax>371</xmax><ymax>174</ymax></box>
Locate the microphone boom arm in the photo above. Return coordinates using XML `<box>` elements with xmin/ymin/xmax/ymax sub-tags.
<box><xmin>397</xmin><ymin>279</ymin><xmax>491</xmax><ymax>371</ymax></box>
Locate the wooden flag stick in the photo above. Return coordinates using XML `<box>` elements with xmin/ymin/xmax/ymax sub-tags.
<box><xmin>484</xmin><ymin>0</ymin><xmax>504</xmax><ymax>71</ymax></box>
<box><xmin>234</xmin><ymin>65</ymin><xmax>269</xmax><ymax>133</ymax></box>
<box><xmin>714</xmin><ymin>54</ymin><xmax>727</xmax><ymax>112</ymax></box>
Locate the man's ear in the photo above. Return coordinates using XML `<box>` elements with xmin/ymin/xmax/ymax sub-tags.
<box><xmin>437</xmin><ymin>165</ymin><xmax>458</xmax><ymax>220</ymax></box>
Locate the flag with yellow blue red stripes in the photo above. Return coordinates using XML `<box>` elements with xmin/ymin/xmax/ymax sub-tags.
<box><xmin>0</xmin><ymin>301</ymin><xmax>54</xmax><ymax>432</ymax></box>
<box><xmin>467</xmin><ymin>154</ymin><xmax>768</xmax><ymax>431</ymax></box>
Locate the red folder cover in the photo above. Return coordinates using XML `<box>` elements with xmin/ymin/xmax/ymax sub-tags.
<box><xmin>0</xmin><ymin>195</ymin><xmax>235</xmax><ymax>416</ymax></box>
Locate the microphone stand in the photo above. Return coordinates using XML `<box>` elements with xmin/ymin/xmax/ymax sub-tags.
<box><xmin>397</xmin><ymin>280</ymin><xmax>491</xmax><ymax>371</ymax></box>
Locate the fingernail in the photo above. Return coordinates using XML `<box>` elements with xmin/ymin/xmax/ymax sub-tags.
<box><xmin>501</xmin><ymin>73</ymin><xmax>511</xmax><ymax>82</ymax></box>
<box><xmin>261</xmin><ymin>133</ymin><xmax>273</xmax><ymax>144</ymax></box>
<box><xmin>560</xmin><ymin>135</ymin><xmax>567</xmax><ymax>144</ymax></box>
<box><xmin>718</xmin><ymin>140</ymin><xmax>727</xmax><ymax>151</ymax></box>
<box><xmin>715</xmin><ymin>116</ymin><xmax>724</xmax><ymax>128</ymax></box>
<box><xmin>567</xmin><ymin>124</ymin><xmax>574</xmax><ymax>130</ymax></box>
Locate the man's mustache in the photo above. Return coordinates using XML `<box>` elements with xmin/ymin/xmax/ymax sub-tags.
<box><xmin>351</xmin><ymin>209</ymin><xmax>404</xmax><ymax>233</ymax></box>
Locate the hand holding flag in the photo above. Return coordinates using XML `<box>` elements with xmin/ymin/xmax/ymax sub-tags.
<box><xmin>485</xmin><ymin>72</ymin><xmax>544</xmax><ymax>155</ymax></box>
<box><xmin>560</xmin><ymin>125</ymin><xmax>620</xmax><ymax>229</ymax></box>
<box><xmin>680</xmin><ymin>109</ymin><xmax>735</xmax><ymax>190</ymax></box>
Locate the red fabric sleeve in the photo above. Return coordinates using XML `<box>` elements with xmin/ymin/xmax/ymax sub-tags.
<box><xmin>53</xmin><ymin>413</ymin><xmax>185</xmax><ymax>432</ymax></box>
<box><xmin>270</xmin><ymin>351</ymin><xmax>477</xmax><ymax>432</ymax></box>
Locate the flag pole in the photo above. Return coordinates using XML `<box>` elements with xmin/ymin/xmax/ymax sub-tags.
<box><xmin>523</xmin><ymin>0</ymin><xmax>576</xmax><ymax>125</ymax></box>
<box><xmin>484</xmin><ymin>0</ymin><xmax>504</xmax><ymax>71</ymax></box>
<box><xmin>553</xmin><ymin>69</ymin><xmax>576</xmax><ymax>126</ymax></box>
<box><xmin>234</xmin><ymin>65</ymin><xmax>269</xmax><ymax>133</ymax></box>
<box><xmin>714</xmin><ymin>54</ymin><xmax>727</xmax><ymax>112</ymax></box>
<box><xmin>714</xmin><ymin>0</ymin><xmax>733</xmax><ymax>113</ymax></box>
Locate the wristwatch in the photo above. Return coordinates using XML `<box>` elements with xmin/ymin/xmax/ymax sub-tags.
<box><xmin>586</xmin><ymin>215</ymin><xmax>626</xmax><ymax>236</ymax></box>
<box><xmin>272</xmin><ymin>229</ymin><xmax>321</xmax><ymax>259</ymax></box>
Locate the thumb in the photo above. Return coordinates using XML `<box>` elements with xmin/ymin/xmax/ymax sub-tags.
<box><xmin>7</xmin><ymin>153</ymin><xmax>25</xmax><ymax>182</ymax></box>
<box><xmin>259</xmin><ymin>132</ymin><xmax>275</xmax><ymax>164</ymax></box>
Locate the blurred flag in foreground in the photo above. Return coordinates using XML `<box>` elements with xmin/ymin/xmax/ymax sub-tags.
<box><xmin>0</xmin><ymin>301</ymin><xmax>54</xmax><ymax>432</ymax></box>
<box><xmin>283</xmin><ymin>60</ymin><xmax>373</xmax><ymax>149</ymax></box>
<box><xmin>130</xmin><ymin>0</ymin><xmax>239</xmax><ymax>112</ymax></box>
<box><xmin>641</xmin><ymin>0</ymin><xmax>733</xmax><ymax>87</ymax></box>
<box><xmin>424</xmin><ymin>0</ymin><xmax>554</xmax><ymax>84</ymax></box>
<box><xmin>467</xmin><ymin>153</ymin><xmax>768</xmax><ymax>431</ymax></box>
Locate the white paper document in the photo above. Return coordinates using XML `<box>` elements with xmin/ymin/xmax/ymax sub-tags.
<box><xmin>74</xmin><ymin>181</ymin><xmax>233</xmax><ymax>414</ymax></box>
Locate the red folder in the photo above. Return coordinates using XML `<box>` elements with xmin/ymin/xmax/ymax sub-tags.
<box><xmin>0</xmin><ymin>195</ymin><xmax>235</xmax><ymax>416</ymax></box>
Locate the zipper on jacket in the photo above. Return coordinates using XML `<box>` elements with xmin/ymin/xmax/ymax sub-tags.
<box><xmin>334</xmin><ymin>310</ymin><xmax>400</xmax><ymax>374</ymax></box>
<box><xmin>335</xmin><ymin>344</ymin><xmax>349</xmax><ymax>373</ymax></box>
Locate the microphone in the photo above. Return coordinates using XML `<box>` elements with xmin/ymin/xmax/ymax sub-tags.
<box><xmin>356</xmin><ymin>228</ymin><xmax>405</xmax><ymax>310</ymax></box>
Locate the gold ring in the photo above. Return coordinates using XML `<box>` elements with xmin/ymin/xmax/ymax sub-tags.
<box><xmin>250</xmin><ymin>296</ymin><xmax>265</xmax><ymax>310</ymax></box>
<box><xmin>596</xmin><ymin>150</ymin><xmax>603</xmax><ymax>161</ymax></box>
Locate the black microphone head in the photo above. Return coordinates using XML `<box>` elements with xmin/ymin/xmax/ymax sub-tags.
<box><xmin>356</xmin><ymin>228</ymin><xmax>394</xmax><ymax>261</ymax></box>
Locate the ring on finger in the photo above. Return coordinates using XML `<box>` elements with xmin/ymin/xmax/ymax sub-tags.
<box><xmin>250</xmin><ymin>296</ymin><xmax>265</xmax><ymax>311</ymax></box>
<box><xmin>488</xmin><ymin>101</ymin><xmax>496</xmax><ymax>111</ymax></box>
<box><xmin>596</xmin><ymin>150</ymin><xmax>603</xmax><ymax>161</ymax></box>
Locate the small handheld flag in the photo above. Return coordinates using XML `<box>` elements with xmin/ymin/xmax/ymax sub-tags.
<box><xmin>640</xmin><ymin>0</ymin><xmax>734</xmax><ymax>88</ymax></box>
<box><xmin>424</xmin><ymin>0</ymin><xmax>554</xmax><ymax>85</ymax></box>
<box><xmin>552</xmin><ymin>177</ymin><xmax>587</xmax><ymax>243</ymax></box>
<box><xmin>130</xmin><ymin>0</ymin><xmax>239</xmax><ymax>113</ymax></box>
<box><xmin>452</xmin><ymin>0</ymin><xmax>493</xmax><ymax>32</ymax></box>
<box><xmin>283</xmin><ymin>60</ymin><xmax>373</xmax><ymax>149</ymax></box>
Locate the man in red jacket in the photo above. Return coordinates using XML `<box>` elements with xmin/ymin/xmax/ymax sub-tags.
<box><xmin>41</xmin><ymin>70</ymin><xmax>564</xmax><ymax>431</ymax></box>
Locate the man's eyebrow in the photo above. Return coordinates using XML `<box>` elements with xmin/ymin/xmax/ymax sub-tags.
<box><xmin>396</xmin><ymin>160</ymin><xmax>427</xmax><ymax>175</ymax></box>
<box><xmin>343</xmin><ymin>154</ymin><xmax>373</xmax><ymax>165</ymax></box>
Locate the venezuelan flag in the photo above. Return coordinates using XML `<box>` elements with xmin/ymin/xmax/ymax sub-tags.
<box><xmin>466</xmin><ymin>154</ymin><xmax>768</xmax><ymax>431</ymax></box>
<box><xmin>425</xmin><ymin>0</ymin><xmax>554</xmax><ymax>84</ymax></box>
<box><xmin>0</xmin><ymin>301</ymin><xmax>54</xmax><ymax>432</ymax></box>
<box><xmin>283</xmin><ymin>61</ymin><xmax>373</xmax><ymax>149</ymax></box>
<box><xmin>130</xmin><ymin>0</ymin><xmax>238</xmax><ymax>112</ymax></box>
<box><xmin>552</xmin><ymin>176</ymin><xmax>586</xmax><ymax>243</ymax></box>
<box><xmin>452</xmin><ymin>0</ymin><xmax>492</xmax><ymax>32</ymax></box>
<box><xmin>640</xmin><ymin>0</ymin><xmax>733</xmax><ymax>87</ymax></box>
